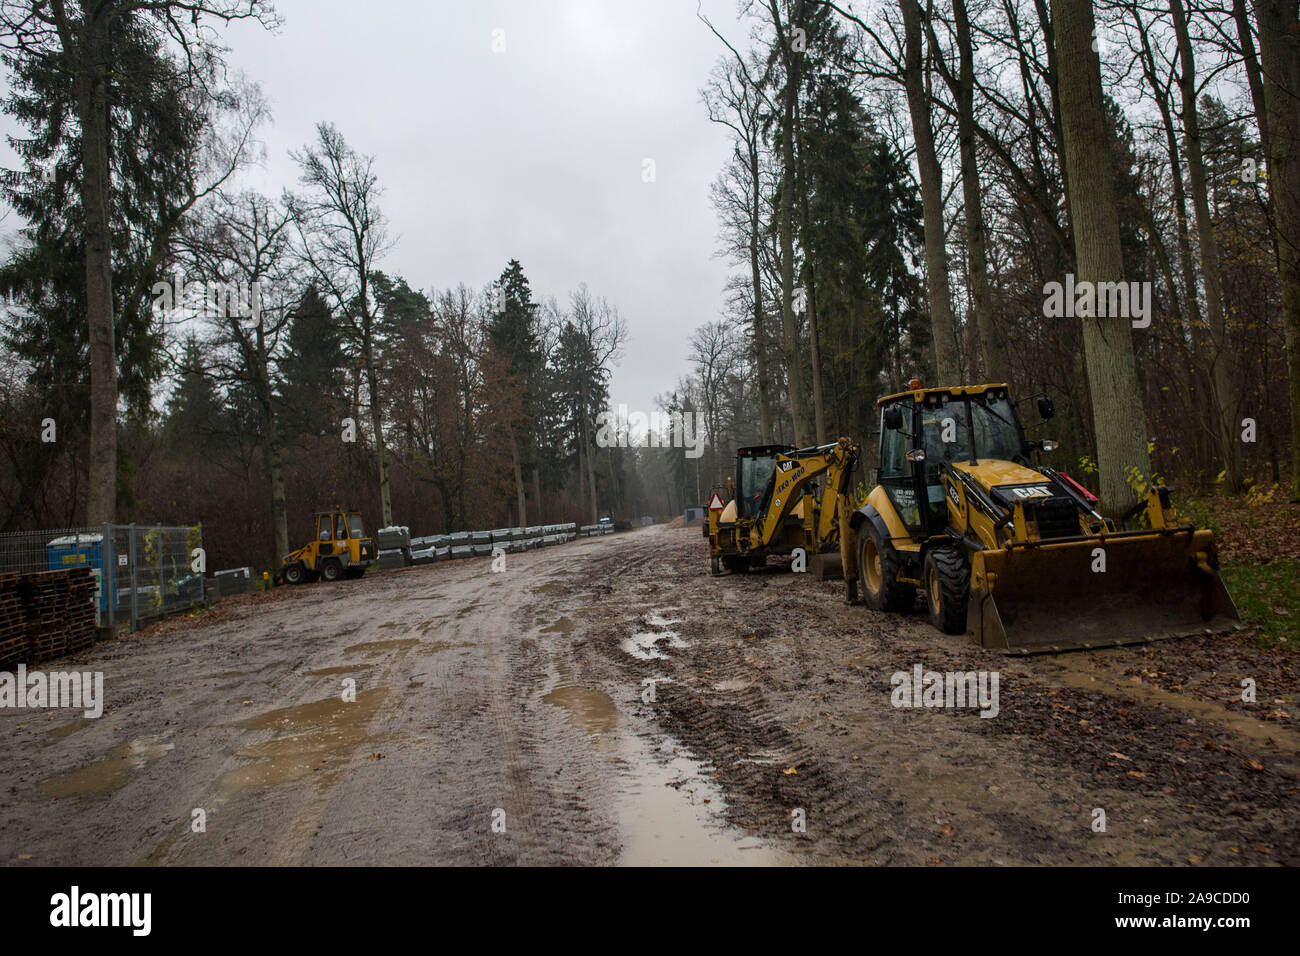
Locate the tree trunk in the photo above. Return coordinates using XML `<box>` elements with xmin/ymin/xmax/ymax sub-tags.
<box><xmin>795</xmin><ymin>106</ymin><xmax>827</xmax><ymax>445</ymax></box>
<box><xmin>77</xmin><ymin>21</ymin><xmax>117</xmax><ymax>525</ymax></box>
<box><xmin>364</xmin><ymin>345</ymin><xmax>392</xmax><ymax>527</ymax></box>
<box><xmin>256</xmin><ymin>331</ymin><xmax>289</xmax><ymax>562</ymax></box>
<box><xmin>901</xmin><ymin>0</ymin><xmax>959</xmax><ymax>382</ymax></box>
<box><xmin>1052</xmin><ymin>0</ymin><xmax>1152</xmax><ymax>514</ymax></box>
<box><xmin>1172</xmin><ymin>0</ymin><xmax>1241</xmax><ymax>490</ymax></box>
<box><xmin>532</xmin><ymin>468</ymin><xmax>543</xmax><ymax>524</ymax></box>
<box><xmin>582</xmin><ymin>404</ymin><xmax>599</xmax><ymax>523</ymax></box>
<box><xmin>806</xmin><ymin>267</ymin><xmax>827</xmax><ymax>444</ymax></box>
<box><xmin>953</xmin><ymin>0</ymin><xmax>1007</xmax><ymax>382</ymax></box>
<box><xmin>509</xmin><ymin>429</ymin><xmax>527</xmax><ymax>527</ymax></box>
<box><xmin>266</xmin><ymin>400</ymin><xmax>288</xmax><ymax>561</ymax></box>
<box><xmin>1254</xmin><ymin>0</ymin><xmax>1300</xmax><ymax>500</ymax></box>
<box><xmin>777</xmin><ymin>2</ymin><xmax>808</xmax><ymax>444</ymax></box>
<box><xmin>576</xmin><ymin>431</ymin><xmax>585</xmax><ymax>520</ymax></box>
<box><xmin>748</xmin><ymin>141</ymin><xmax>775</xmax><ymax>444</ymax></box>
<box><xmin>1235</xmin><ymin>0</ymin><xmax>1270</xmax><ymax>151</ymax></box>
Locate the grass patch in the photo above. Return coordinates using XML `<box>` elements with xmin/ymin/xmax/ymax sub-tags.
<box><xmin>1220</xmin><ymin>558</ymin><xmax>1300</xmax><ymax>650</ymax></box>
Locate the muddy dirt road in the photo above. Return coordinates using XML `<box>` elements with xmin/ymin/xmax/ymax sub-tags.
<box><xmin>2</xmin><ymin>525</ymin><xmax>1296</xmax><ymax>865</ymax></box>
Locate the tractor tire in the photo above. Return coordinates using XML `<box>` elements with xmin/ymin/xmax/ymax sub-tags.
<box><xmin>858</xmin><ymin>522</ymin><xmax>912</xmax><ymax>612</ymax></box>
<box><xmin>283</xmin><ymin>563</ymin><xmax>305</xmax><ymax>586</ymax></box>
<box><xmin>923</xmin><ymin>545</ymin><xmax>970</xmax><ymax>634</ymax></box>
<box><xmin>321</xmin><ymin>559</ymin><xmax>344</xmax><ymax>583</ymax></box>
<box><xmin>721</xmin><ymin>554</ymin><xmax>751</xmax><ymax>574</ymax></box>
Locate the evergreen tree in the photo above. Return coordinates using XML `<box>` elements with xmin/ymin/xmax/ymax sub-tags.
<box><xmin>165</xmin><ymin>337</ymin><xmax>225</xmax><ymax>454</ymax></box>
<box><xmin>277</xmin><ymin>285</ymin><xmax>347</xmax><ymax>439</ymax></box>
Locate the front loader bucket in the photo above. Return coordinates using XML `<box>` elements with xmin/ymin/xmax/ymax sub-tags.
<box><xmin>968</xmin><ymin>528</ymin><xmax>1240</xmax><ymax>654</ymax></box>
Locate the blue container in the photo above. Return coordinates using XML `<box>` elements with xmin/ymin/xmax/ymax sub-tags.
<box><xmin>46</xmin><ymin>534</ymin><xmax>108</xmax><ymax>612</ymax></box>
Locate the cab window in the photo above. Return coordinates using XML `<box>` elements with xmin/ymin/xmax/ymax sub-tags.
<box><xmin>739</xmin><ymin>455</ymin><xmax>778</xmax><ymax>519</ymax></box>
<box><xmin>347</xmin><ymin>514</ymin><xmax>364</xmax><ymax>539</ymax></box>
<box><xmin>334</xmin><ymin>514</ymin><xmax>347</xmax><ymax>539</ymax></box>
<box><xmin>318</xmin><ymin>516</ymin><xmax>331</xmax><ymax>541</ymax></box>
<box><xmin>879</xmin><ymin>404</ymin><xmax>909</xmax><ymax>478</ymax></box>
<box><xmin>920</xmin><ymin>399</ymin><xmax>972</xmax><ymax>469</ymax></box>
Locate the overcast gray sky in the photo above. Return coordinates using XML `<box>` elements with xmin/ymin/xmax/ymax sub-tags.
<box><xmin>214</xmin><ymin>0</ymin><xmax>751</xmax><ymax>417</ymax></box>
<box><xmin>0</xmin><ymin>0</ymin><xmax>751</xmax><ymax>417</ymax></box>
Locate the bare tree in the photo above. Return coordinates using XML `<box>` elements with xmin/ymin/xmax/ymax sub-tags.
<box><xmin>291</xmin><ymin>122</ymin><xmax>396</xmax><ymax>525</ymax></box>
<box><xmin>569</xmin><ymin>285</ymin><xmax>628</xmax><ymax>523</ymax></box>
<box><xmin>176</xmin><ymin>190</ymin><xmax>297</xmax><ymax>562</ymax></box>
<box><xmin>1170</xmin><ymin>0</ymin><xmax>1241</xmax><ymax>489</ymax></box>
<box><xmin>900</xmin><ymin>0</ymin><xmax>961</xmax><ymax>382</ymax></box>
<box><xmin>1053</xmin><ymin>0</ymin><xmax>1151</xmax><ymax>512</ymax></box>
<box><xmin>702</xmin><ymin>50</ymin><xmax>778</xmax><ymax>443</ymax></box>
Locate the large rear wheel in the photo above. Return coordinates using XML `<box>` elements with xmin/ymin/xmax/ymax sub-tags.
<box><xmin>283</xmin><ymin>562</ymin><xmax>304</xmax><ymax>586</ymax></box>
<box><xmin>858</xmin><ymin>522</ymin><xmax>912</xmax><ymax>612</ymax></box>
<box><xmin>923</xmin><ymin>545</ymin><xmax>970</xmax><ymax>634</ymax></box>
<box><xmin>321</xmin><ymin>559</ymin><xmax>344</xmax><ymax>583</ymax></box>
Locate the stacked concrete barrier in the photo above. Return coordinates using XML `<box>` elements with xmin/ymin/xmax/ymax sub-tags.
<box><xmin>374</xmin><ymin>518</ymin><xmax>587</xmax><ymax>571</ymax></box>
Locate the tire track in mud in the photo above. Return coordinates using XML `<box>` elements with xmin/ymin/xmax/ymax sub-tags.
<box><xmin>580</xmin><ymin>526</ymin><xmax>1300</xmax><ymax>865</ymax></box>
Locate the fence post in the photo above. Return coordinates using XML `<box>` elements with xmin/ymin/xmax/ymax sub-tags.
<box><xmin>129</xmin><ymin>522</ymin><xmax>138</xmax><ymax>632</ymax></box>
<box><xmin>156</xmin><ymin>522</ymin><xmax>163</xmax><ymax>615</ymax></box>
<box><xmin>102</xmin><ymin>522</ymin><xmax>114</xmax><ymax>632</ymax></box>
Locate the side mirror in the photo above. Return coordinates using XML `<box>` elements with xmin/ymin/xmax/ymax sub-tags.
<box><xmin>1040</xmin><ymin>439</ymin><xmax>1058</xmax><ymax>452</ymax></box>
<box><xmin>906</xmin><ymin>448</ymin><xmax>926</xmax><ymax>463</ymax></box>
<box><xmin>1037</xmin><ymin>396</ymin><xmax>1055</xmax><ymax>420</ymax></box>
<box><xmin>884</xmin><ymin>407</ymin><xmax>904</xmax><ymax>430</ymax></box>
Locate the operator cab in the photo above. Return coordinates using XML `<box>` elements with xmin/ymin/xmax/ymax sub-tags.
<box><xmin>734</xmin><ymin>444</ymin><xmax>796</xmax><ymax>520</ymax></box>
<box><xmin>880</xmin><ymin>384</ymin><xmax>1039</xmax><ymax>532</ymax></box>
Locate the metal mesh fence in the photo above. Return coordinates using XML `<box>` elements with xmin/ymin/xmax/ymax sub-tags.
<box><xmin>0</xmin><ymin>523</ymin><xmax>205</xmax><ymax>631</ymax></box>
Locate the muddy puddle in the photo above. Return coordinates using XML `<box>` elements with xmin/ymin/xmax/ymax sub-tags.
<box><xmin>614</xmin><ymin>737</ymin><xmax>792</xmax><ymax>866</ymax></box>
<box><xmin>344</xmin><ymin>638</ymin><xmax>420</xmax><ymax>654</ymax></box>
<box><xmin>544</xmin><ymin>680</ymin><xmax>790</xmax><ymax>865</ymax></box>
<box><xmin>622</xmin><ymin>630</ymin><xmax>688</xmax><ymax>661</ymax></box>
<box><xmin>307</xmin><ymin>663</ymin><xmax>377</xmax><ymax>676</ymax></box>
<box><xmin>45</xmin><ymin>717</ymin><xmax>93</xmax><ymax>741</ymax></box>
<box><xmin>38</xmin><ymin>736</ymin><xmax>175</xmax><ymax>799</ymax></box>
<box><xmin>545</xmin><ymin>685</ymin><xmax>619</xmax><ymax>748</ymax></box>
<box><xmin>425</xmin><ymin>640</ymin><xmax>475</xmax><ymax>653</ymax></box>
<box><xmin>218</xmin><ymin>689</ymin><xmax>386</xmax><ymax>796</ymax></box>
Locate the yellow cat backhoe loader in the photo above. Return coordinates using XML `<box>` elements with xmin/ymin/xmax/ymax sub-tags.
<box><xmin>708</xmin><ymin>438</ymin><xmax>861</xmax><ymax>576</ymax></box>
<box><xmin>276</xmin><ymin>508</ymin><xmax>375</xmax><ymax>585</ymax></box>
<box><xmin>850</xmin><ymin>382</ymin><xmax>1240</xmax><ymax>652</ymax></box>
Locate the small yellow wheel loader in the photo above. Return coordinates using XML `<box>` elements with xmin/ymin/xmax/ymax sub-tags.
<box><xmin>276</xmin><ymin>508</ymin><xmax>375</xmax><ymax>585</ymax></box>
<box><xmin>850</xmin><ymin>382</ymin><xmax>1240</xmax><ymax>652</ymax></box>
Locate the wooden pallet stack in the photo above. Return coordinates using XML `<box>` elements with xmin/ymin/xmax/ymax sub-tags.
<box><xmin>0</xmin><ymin>572</ymin><xmax>24</xmax><ymax>670</ymax></box>
<box><xmin>7</xmin><ymin>567</ymin><xmax>98</xmax><ymax>667</ymax></box>
<box><xmin>63</xmin><ymin>567</ymin><xmax>97</xmax><ymax>656</ymax></box>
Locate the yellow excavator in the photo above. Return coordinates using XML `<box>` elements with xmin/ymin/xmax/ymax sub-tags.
<box><xmin>709</xmin><ymin>382</ymin><xmax>1241</xmax><ymax>653</ymax></box>
<box><xmin>707</xmin><ymin>438</ymin><xmax>860</xmax><ymax>577</ymax></box>
<box><xmin>855</xmin><ymin>381</ymin><xmax>1240</xmax><ymax>652</ymax></box>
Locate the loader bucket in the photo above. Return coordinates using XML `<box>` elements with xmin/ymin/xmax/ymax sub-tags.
<box><xmin>968</xmin><ymin>528</ymin><xmax>1240</xmax><ymax>654</ymax></box>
